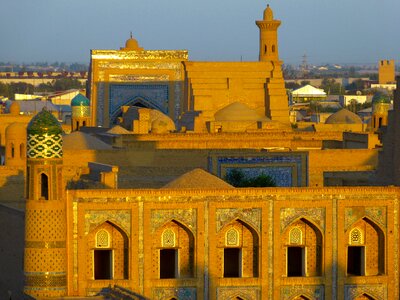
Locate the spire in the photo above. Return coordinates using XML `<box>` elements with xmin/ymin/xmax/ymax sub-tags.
<box><xmin>264</xmin><ymin>4</ymin><xmax>274</xmax><ymax>21</ymax></box>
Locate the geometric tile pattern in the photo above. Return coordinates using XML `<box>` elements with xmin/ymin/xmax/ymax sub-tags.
<box><xmin>27</xmin><ymin>134</ymin><xmax>63</xmax><ymax>158</ymax></box>
<box><xmin>72</xmin><ymin>106</ymin><xmax>90</xmax><ymax>117</ymax></box>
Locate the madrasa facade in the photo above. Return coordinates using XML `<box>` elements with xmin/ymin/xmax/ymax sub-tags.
<box><xmin>1</xmin><ymin>4</ymin><xmax>400</xmax><ymax>300</ymax></box>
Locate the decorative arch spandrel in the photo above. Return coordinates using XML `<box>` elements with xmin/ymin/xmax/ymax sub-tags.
<box><xmin>84</xmin><ymin>209</ymin><xmax>131</xmax><ymax>237</ymax></box>
<box><xmin>151</xmin><ymin>208</ymin><xmax>197</xmax><ymax>234</ymax></box>
<box><xmin>280</xmin><ymin>207</ymin><xmax>325</xmax><ymax>233</ymax></box>
<box><xmin>216</xmin><ymin>208</ymin><xmax>261</xmax><ymax>234</ymax></box>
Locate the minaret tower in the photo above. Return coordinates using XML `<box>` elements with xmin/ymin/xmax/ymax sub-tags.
<box><xmin>255</xmin><ymin>4</ymin><xmax>289</xmax><ymax>123</ymax></box>
<box><xmin>24</xmin><ymin>109</ymin><xmax>67</xmax><ymax>298</ymax></box>
<box><xmin>256</xmin><ymin>4</ymin><xmax>281</xmax><ymax>62</ymax></box>
<box><xmin>71</xmin><ymin>93</ymin><xmax>91</xmax><ymax>131</ymax></box>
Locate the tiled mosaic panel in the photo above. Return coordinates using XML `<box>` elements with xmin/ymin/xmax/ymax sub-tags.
<box><xmin>210</xmin><ymin>154</ymin><xmax>306</xmax><ymax>187</ymax></box>
<box><xmin>109</xmin><ymin>84</ymin><xmax>169</xmax><ymax>121</ymax></box>
<box><xmin>72</xmin><ymin>106</ymin><xmax>90</xmax><ymax>117</ymax></box>
<box><xmin>27</xmin><ymin>134</ymin><xmax>63</xmax><ymax>158</ymax></box>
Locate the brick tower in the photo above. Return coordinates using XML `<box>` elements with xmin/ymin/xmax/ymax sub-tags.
<box><xmin>24</xmin><ymin>108</ymin><xmax>67</xmax><ymax>298</ymax></box>
<box><xmin>256</xmin><ymin>4</ymin><xmax>289</xmax><ymax>123</ymax></box>
<box><xmin>256</xmin><ymin>4</ymin><xmax>281</xmax><ymax>62</ymax></box>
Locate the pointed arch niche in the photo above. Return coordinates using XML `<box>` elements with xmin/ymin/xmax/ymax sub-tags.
<box><xmin>346</xmin><ymin>217</ymin><xmax>385</xmax><ymax>276</ymax></box>
<box><xmin>217</xmin><ymin>219</ymin><xmax>259</xmax><ymax>278</ymax></box>
<box><xmin>154</xmin><ymin>220</ymin><xmax>194</xmax><ymax>279</ymax></box>
<box><xmin>86</xmin><ymin>221</ymin><xmax>129</xmax><ymax>280</ymax></box>
<box><xmin>282</xmin><ymin>218</ymin><xmax>323</xmax><ymax>277</ymax></box>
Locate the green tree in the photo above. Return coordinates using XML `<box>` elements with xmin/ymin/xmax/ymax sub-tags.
<box><xmin>225</xmin><ymin>169</ymin><xmax>276</xmax><ymax>187</ymax></box>
<box><xmin>320</xmin><ymin>78</ymin><xmax>344</xmax><ymax>95</ymax></box>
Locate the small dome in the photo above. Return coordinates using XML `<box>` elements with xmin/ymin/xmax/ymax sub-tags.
<box><xmin>325</xmin><ymin>108</ymin><xmax>362</xmax><ymax>124</ymax></box>
<box><xmin>162</xmin><ymin>168</ymin><xmax>234</xmax><ymax>189</ymax></box>
<box><xmin>122</xmin><ymin>33</ymin><xmax>143</xmax><ymax>50</ymax></box>
<box><xmin>9</xmin><ymin>101</ymin><xmax>20</xmax><ymax>115</ymax></box>
<box><xmin>6</xmin><ymin>122</ymin><xmax>27</xmax><ymax>138</ymax></box>
<box><xmin>214</xmin><ymin>102</ymin><xmax>266</xmax><ymax>122</ymax></box>
<box><xmin>71</xmin><ymin>94</ymin><xmax>90</xmax><ymax>107</ymax></box>
<box><xmin>372</xmin><ymin>92</ymin><xmax>390</xmax><ymax>104</ymax></box>
<box><xmin>125</xmin><ymin>37</ymin><xmax>139</xmax><ymax>49</ymax></box>
<box><xmin>27</xmin><ymin>108</ymin><xmax>62</xmax><ymax>135</ymax></box>
<box><xmin>263</xmin><ymin>4</ymin><xmax>274</xmax><ymax>21</ymax></box>
<box><xmin>150</xmin><ymin>110</ymin><xmax>176</xmax><ymax>133</ymax></box>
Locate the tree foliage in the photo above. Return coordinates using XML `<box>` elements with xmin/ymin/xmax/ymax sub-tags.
<box><xmin>0</xmin><ymin>78</ymin><xmax>84</xmax><ymax>98</ymax></box>
<box><xmin>225</xmin><ymin>169</ymin><xmax>276</xmax><ymax>187</ymax></box>
<box><xmin>319</xmin><ymin>78</ymin><xmax>345</xmax><ymax>95</ymax></box>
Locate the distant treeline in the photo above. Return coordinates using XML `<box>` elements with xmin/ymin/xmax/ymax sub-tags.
<box><xmin>0</xmin><ymin>62</ymin><xmax>88</xmax><ymax>72</ymax></box>
<box><xmin>0</xmin><ymin>78</ymin><xmax>84</xmax><ymax>98</ymax></box>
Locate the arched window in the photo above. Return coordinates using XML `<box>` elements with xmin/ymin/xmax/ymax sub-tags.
<box><xmin>92</xmin><ymin>222</ymin><xmax>129</xmax><ymax>280</ymax></box>
<box><xmin>219</xmin><ymin>220</ymin><xmax>259</xmax><ymax>278</ymax></box>
<box><xmin>158</xmin><ymin>221</ymin><xmax>194</xmax><ymax>279</ymax></box>
<box><xmin>289</xmin><ymin>227</ymin><xmax>303</xmax><ymax>245</ymax></box>
<box><xmin>226</xmin><ymin>228</ymin><xmax>239</xmax><ymax>246</ymax></box>
<box><xmin>96</xmin><ymin>230</ymin><xmax>110</xmax><ymax>248</ymax></box>
<box><xmin>162</xmin><ymin>229</ymin><xmax>176</xmax><ymax>247</ymax></box>
<box><xmin>349</xmin><ymin>228</ymin><xmax>363</xmax><ymax>245</ymax></box>
<box><xmin>11</xmin><ymin>143</ymin><xmax>14</xmax><ymax>158</ymax></box>
<box><xmin>264</xmin><ymin>45</ymin><xmax>267</xmax><ymax>54</ymax></box>
<box><xmin>272</xmin><ymin>45</ymin><xmax>276</xmax><ymax>53</ymax></box>
<box><xmin>285</xmin><ymin>218</ymin><xmax>322</xmax><ymax>277</ymax></box>
<box><xmin>347</xmin><ymin>218</ymin><xmax>384</xmax><ymax>276</ymax></box>
<box><xmin>40</xmin><ymin>173</ymin><xmax>49</xmax><ymax>200</ymax></box>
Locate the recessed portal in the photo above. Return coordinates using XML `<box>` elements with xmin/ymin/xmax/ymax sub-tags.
<box><xmin>94</xmin><ymin>250</ymin><xmax>112</xmax><ymax>279</ymax></box>
<box><xmin>224</xmin><ymin>248</ymin><xmax>241</xmax><ymax>277</ymax></box>
<box><xmin>160</xmin><ymin>249</ymin><xmax>177</xmax><ymax>278</ymax></box>
<box><xmin>287</xmin><ymin>247</ymin><xmax>304</xmax><ymax>277</ymax></box>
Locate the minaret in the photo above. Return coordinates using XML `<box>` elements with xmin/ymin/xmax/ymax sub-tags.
<box><xmin>71</xmin><ymin>93</ymin><xmax>91</xmax><ymax>131</ymax></box>
<box><xmin>24</xmin><ymin>109</ymin><xmax>67</xmax><ymax>298</ymax></box>
<box><xmin>256</xmin><ymin>4</ymin><xmax>281</xmax><ymax>62</ymax></box>
<box><xmin>255</xmin><ymin>4</ymin><xmax>289</xmax><ymax>123</ymax></box>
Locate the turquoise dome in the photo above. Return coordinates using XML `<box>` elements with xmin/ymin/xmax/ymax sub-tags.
<box><xmin>27</xmin><ymin>108</ymin><xmax>62</xmax><ymax>135</ymax></box>
<box><xmin>372</xmin><ymin>92</ymin><xmax>390</xmax><ymax>104</ymax></box>
<box><xmin>71</xmin><ymin>94</ymin><xmax>90</xmax><ymax>107</ymax></box>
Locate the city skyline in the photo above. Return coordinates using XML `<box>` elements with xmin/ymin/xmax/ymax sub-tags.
<box><xmin>0</xmin><ymin>0</ymin><xmax>399</xmax><ymax>65</ymax></box>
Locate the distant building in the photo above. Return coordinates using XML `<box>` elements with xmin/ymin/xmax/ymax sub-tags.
<box><xmin>290</xmin><ymin>84</ymin><xmax>327</xmax><ymax>103</ymax></box>
<box><xmin>378</xmin><ymin>59</ymin><xmax>395</xmax><ymax>84</ymax></box>
<box><xmin>339</xmin><ymin>94</ymin><xmax>371</xmax><ymax>107</ymax></box>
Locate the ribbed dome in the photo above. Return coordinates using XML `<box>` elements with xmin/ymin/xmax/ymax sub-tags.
<box><xmin>263</xmin><ymin>4</ymin><xmax>274</xmax><ymax>21</ymax></box>
<box><xmin>71</xmin><ymin>94</ymin><xmax>90</xmax><ymax>107</ymax></box>
<box><xmin>27</xmin><ymin>108</ymin><xmax>62</xmax><ymax>135</ymax></box>
<box><xmin>9</xmin><ymin>101</ymin><xmax>20</xmax><ymax>115</ymax></box>
<box><xmin>325</xmin><ymin>109</ymin><xmax>362</xmax><ymax>124</ymax></box>
<box><xmin>214</xmin><ymin>102</ymin><xmax>266</xmax><ymax>122</ymax></box>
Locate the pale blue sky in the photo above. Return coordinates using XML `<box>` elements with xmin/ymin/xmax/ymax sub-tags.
<box><xmin>1</xmin><ymin>0</ymin><xmax>399</xmax><ymax>65</ymax></box>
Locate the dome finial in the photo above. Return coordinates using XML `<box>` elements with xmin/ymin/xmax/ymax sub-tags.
<box><xmin>264</xmin><ymin>4</ymin><xmax>274</xmax><ymax>21</ymax></box>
